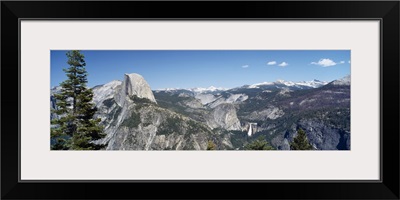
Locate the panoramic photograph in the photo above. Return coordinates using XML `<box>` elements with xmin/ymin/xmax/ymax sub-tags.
<box><xmin>50</xmin><ymin>50</ymin><xmax>350</xmax><ymax>150</ymax></box>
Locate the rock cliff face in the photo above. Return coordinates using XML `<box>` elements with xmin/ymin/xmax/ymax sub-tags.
<box><xmin>248</xmin><ymin>106</ymin><xmax>284</xmax><ymax>121</ymax></box>
<box><xmin>94</xmin><ymin>96</ymin><xmax>232</xmax><ymax>150</ymax></box>
<box><xmin>91</xmin><ymin>73</ymin><xmax>231</xmax><ymax>150</ymax></box>
<box><xmin>92</xmin><ymin>80</ymin><xmax>122</xmax><ymax>105</ymax></box>
<box><xmin>115</xmin><ymin>73</ymin><xmax>157</xmax><ymax>107</ymax></box>
<box><xmin>270</xmin><ymin>119</ymin><xmax>350</xmax><ymax>150</ymax></box>
<box><xmin>298</xmin><ymin>119</ymin><xmax>350</xmax><ymax>150</ymax></box>
<box><xmin>206</xmin><ymin>103</ymin><xmax>241</xmax><ymax>131</ymax></box>
<box><xmin>107</xmin><ymin>103</ymin><xmax>219</xmax><ymax>150</ymax></box>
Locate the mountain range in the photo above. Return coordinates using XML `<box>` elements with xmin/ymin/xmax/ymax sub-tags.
<box><xmin>51</xmin><ymin>74</ymin><xmax>350</xmax><ymax>150</ymax></box>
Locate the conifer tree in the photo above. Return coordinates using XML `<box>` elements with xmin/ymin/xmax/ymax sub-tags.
<box><xmin>290</xmin><ymin>128</ymin><xmax>314</xmax><ymax>150</ymax></box>
<box><xmin>207</xmin><ymin>140</ymin><xmax>217</xmax><ymax>150</ymax></box>
<box><xmin>51</xmin><ymin>50</ymin><xmax>106</xmax><ymax>150</ymax></box>
<box><xmin>245</xmin><ymin>135</ymin><xmax>274</xmax><ymax>150</ymax></box>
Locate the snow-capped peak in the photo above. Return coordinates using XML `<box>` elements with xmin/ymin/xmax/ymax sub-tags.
<box><xmin>189</xmin><ymin>86</ymin><xmax>228</xmax><ymax>93</ymax></box>
<box><xmin>155</xmin><ymin>86</ymin><xmax>228</xmax><ymax>93</ymax></box>
<box><xmin>331</xmin><ymin>75</ymin><xmax>350</xmax><ymax>86</ymax></box>
<box><xmin>295</xmin><ymin>79</ymin><xmax>328</xmax><ymax>88</ymax></box>
<box><xmin>275</xmin><ymin>80</ymin><xmax>295</xmax><ymax>86</ymax></box>
<box><xmin>248</xmin><ymin>82</ymin><xmax>274</xmax><ymax>88</ymax></box>
<box><xmin>154</xmin><ymin>88</ymin><xmax>180</xmax><ymax>91</ymax></box>
<box><xmin>248</xmin><ymin>79</ymin><xmax>328</xmax><ymax>89</ymax></box>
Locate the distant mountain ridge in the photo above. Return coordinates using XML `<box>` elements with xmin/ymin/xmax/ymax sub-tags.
<box><xmin>331</xmin><ymin>75</ymin><xmax>350</xmax><ymax>86</ymax></box>
<box><xmin>154</xmin><ymin>79</ymin><xmax>328</xmax><ymax>93</ymax></box>
<box><xmin>154</xmin><ymin>79</ymin><xmax>329</xmax><ymax>94</ymax></box>
<box><xmin>53</xmin><ymin>77</ymin><xmax>333</xmax><ymax>94</ymax></box>
<box><xmin>51</xmin><ymin>74</ymin><xmax>350</xmax><ymax>150</ymax></box>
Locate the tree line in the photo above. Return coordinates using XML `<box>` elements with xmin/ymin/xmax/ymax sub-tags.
<box><xmin>207</xmin><ymin>128</ymin><xmax>314</xmax><ymax>150</ymax></box>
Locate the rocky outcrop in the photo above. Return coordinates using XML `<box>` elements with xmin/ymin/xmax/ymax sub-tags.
<box><xmin>194</xmin><ymin>93</ymin><xmax>219</xmax><ymax>105</ymax></box>
<box><xmin>298</xmin><ymin>119</ymin><xmax>350</xmax><ymax>150</ymax></box>
<box><xmin>270</xmin><ymin>119</ymin><xmax>350</xmax><ymax>150</ymax></box>
<box><xmin>271</xmin><ymin>134</ymin><xmax>290</xmax><ymax>150</ymax></box>
<box><xmin>92</xmin><ymin>80</ymin><xmax>122</xmax><ymax>105</ymax></box>
<box><xmin>107</xmin><ymin>104</ymin><xmax>216</xmax><ymax>150</ymax></box>
<box><xmin>179</xmin><ymin>98</ymin><xmax>204</xmax><ymax>109</ymax></box>
<box><xmin>248</xmin><ymin>106</ymin><xmax>284</xmax><ymax>120</ymax></box>
<box><xmin>206</xmin><ymin>103</ymin><xmax>241</xmax><ymax>130</ymax></box>
<box><xmin>115</xmin><ymin>73</ymin><xmax>157</xmax><ymax>106</ymax></box>
<box><xmin>90</xmin><ymin>73</ymin><xmax>221</xmax><ymax>150</ymax></box>
<box><xmin>92</xmin><ymin>73</ymin><xmax>158</xmax><ymax>148</ymax></box>
<box><xmin>194</xmin><ymin>93</ymin><xmax>248</xmax><ymax>108</ymax></box>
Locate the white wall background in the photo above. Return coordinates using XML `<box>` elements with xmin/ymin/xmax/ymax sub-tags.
<box><xmin>21</xmin><ymin>21</ymin><xmax>380</xmax><ymax>180</ymax></box>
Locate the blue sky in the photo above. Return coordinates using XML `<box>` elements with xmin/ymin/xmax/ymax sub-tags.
<box><xmin>51</xmin><ymin>50</ymin><xmax>350</xmax><ymax>90</ymax></box>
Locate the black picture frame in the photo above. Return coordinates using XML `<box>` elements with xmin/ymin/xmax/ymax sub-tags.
<box><xmin>1</xmin><ymin>1</ymin><xmax>399</xmax><ymax>199</ymax></box>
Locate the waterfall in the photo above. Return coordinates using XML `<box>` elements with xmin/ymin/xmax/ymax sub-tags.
<box><xmin>247</xmin><ymin>124</ymin><xmax>252</xmax><ymax>136</ymax></box>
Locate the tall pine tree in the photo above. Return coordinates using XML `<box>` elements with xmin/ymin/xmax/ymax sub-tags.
<box><xmin>51</xmin><ymin>50</ymin><xmax>106</xmax><ymax>150</ymax></box>
<box><xmin>244</xmin><ymin>136</ymin><xmax>275</xmax><ymax>150</ymax></box>
<box><xmin>290</xmin><ymin>128</ymin><xmax>314</xmax><ymax>150</ymax></box>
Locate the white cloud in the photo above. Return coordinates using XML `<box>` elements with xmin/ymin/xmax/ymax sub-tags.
<box><xmin>242</xmin><ymin>65</ymin><xmax>249</xmax><ymax>68</ymax></box>
<box><xmin>278</xmin><ymin>62</ymin><xmax>288</xmax><ymax>67</ymax></box>
<box><xmin>267</xmin><ymin>61</ymin><xmax>277</xmax><ymax>65</ymax></box>
<box><xmin>348</xmin><ymin>60</ymin><xmax>351</xmax><ymax>64</ymax></box>
<box><xmin>311</xmin><ymin>58</ymin><xmax>337</xmax><ymax>67</ymax></box>
<box><xmin>340</xmin><ymin>61</ymin><xmax>345</xmax><ymax>64</ymax></box>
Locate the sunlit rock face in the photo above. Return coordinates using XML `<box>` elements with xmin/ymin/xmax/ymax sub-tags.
<box><xmin>115</xmin><ymin>73</ymin><xmax>157</xmax><ymax>106</ymax></box>
<box><xmin>206</xmin><ymin>103</ymin><xmax>241</xmax><ymax>131</ymax></box>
